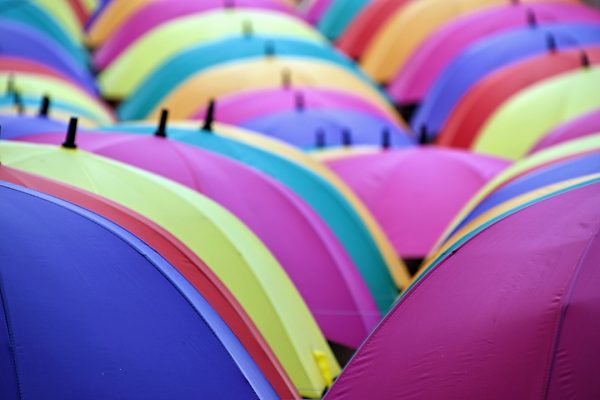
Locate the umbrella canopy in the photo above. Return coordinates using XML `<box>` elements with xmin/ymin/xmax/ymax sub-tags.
<box><xmin>0</xmin><ymin>165</ymin><xmax>297</xmax><ymax>399</ymax></box>
<box><xmin>387</xmin><ymin>3</ymin><xmax>600</xmax><ymax>104</ymax></box>
<box><xmin>0</xmin><ymin>139</ymin><xmax>339</xmax><ymax>398</ymax></box>
<box><xmin>325</xmin><ymin>175</ymin><xmax>600</xmax><ymax>399</ymax></box>
<box><xmin>474</xmin><ymin>66</ymin><xmax>600</xmax><ymax>159</ymax></box>
<box><xmin>0</xmin><ymin>181</ymin><xmax>278</xmax><ymax>399</ymax></box>
<box><xmin>321</xmin><ymin>147</ymin><xmax>509</xmax><ymax>259</ymax></box>
<box><xmin>0</xmin><ymin>98</ymin><xmax>100</xmax><ymax>128</ymax></box>
<box><xmin>301</xmin><ymin>0</ymin><xmax>332</xmax><ymax>24</ymax></box>
<box><xmin>19</xmin><ymin>130</ymin><xmax>381</xmax><ymax>349</ymax></box>
<box><xmin>359</xmin><ymin>0</ymin><xmax>578</xmax><ymax>83</ymax></box>
<box><xmin>137</xmin><ymin>58</ymin><xmax>395</xmax><ymax>121</ymax></box>
<box><xmin>0</xmin><ymin>115</ymin><xmax>69</xmax><ymax>137</ymax></box>
<box><xmin>412</xmin><ymin>23</ymin><xmax>600</xmax><ymax>137</ymax></box>
<box><xmin>315</xmin><ymin>0</ymin><xmax>369</xmax><ymax>41</ymax></box>
<box><xmin>25</xmin><ymin>0</ymin><xmax>83</xmax><ymax>42</ymax></box>
<box><xmin>97</xmin><ymin>9</ymin><xmax>323</xmax><ymax>99</ymax></box>
<box><xmin>115</xmin><ymin>36</ymin><xmax>371</xmax><ymax>120</ymax></box>
<box><xmin>101</xmin><ymin>121</ymin><xmax>410</xmax><ymax>309</ymax></box>
<box><xmin>529</xmin><ymin>108</ymin><xmax>600</xmax><ymax>154</ymax></box>
<box><xmin>437</xmin><ymin>47</ymin><xmax>600</xmax><ymax>149</ymax></box>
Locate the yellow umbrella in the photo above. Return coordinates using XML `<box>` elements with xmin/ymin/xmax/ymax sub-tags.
<box><xmin>474</xmin><ymin>67</ymin><xmax>600</xmax><ymax>159</ymax></box>
<box><xmin>0</xmin><ymin>140</ymin><xmax>340</xmax><ymax>398</ymax></box>
<box><xmin>97</xmin><ymin>9</ymin><xmax>324</xmax><ymax>99</ymax></box>
<box><xmin>361</xmin><ymin>0</ymin><xmax>576</xmax><ymax>83</ymax></box>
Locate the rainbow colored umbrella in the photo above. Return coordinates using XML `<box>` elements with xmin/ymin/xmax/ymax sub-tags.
<box><xmin>24</xmin><ymin>0</ymin><xmax>83</xmax><ymax>42</ymax></box>
<box><xmin>325</xmin><ymin>175</ymin><xmax>600</xmax><ymax>399</ymax></box>
<box><xmin>0</xmin><ymin>181</ymin><xmax>278</xmax><ymax>399</ymax></box>
<box><xmin>530</xmin><ymin>108</ymin><xmax>600</xmax><ymax>154</ymax></box>
<box><xmin>0</xmin><ymin>164</ymin><xmax>297</xmax><ymax>399</ymax></box>
<box><xmin>0</xmin><ymin>98</ymin><xmax>100</xmax><ymax>128</ymax></box>
<box><xmin>388</xmin><ymin>3</ymin><xmax>600</xmax><ymax>105</ymax></box>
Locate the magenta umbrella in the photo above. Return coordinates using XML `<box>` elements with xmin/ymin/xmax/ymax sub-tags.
<box><xmin>324</xmin><ymin>147</ymin><xmax>509</xmax><ymax>260</ymax></box>
<box><xmin>529</xmin><ymin>108</ymin><xmax>600</xmax><ymax>154</ymax></box>
<box><xmin>326</xmin><ymin>177</ymin><xmax>600</xmax><ymax>399</ymax></box>
<box><xmin>19</xmin><ymin>129</ymin><xmax>380</xmax><ymax>348</ymax></box>
<box><xmin>387</xmin><ymin>3</ymin><xmax>600</xmax><ymax>104</ymax></box>
<box><xmin>192</xmin><ymin>87</ymin><xmax>398</xmax><ymax>126</ymax></box>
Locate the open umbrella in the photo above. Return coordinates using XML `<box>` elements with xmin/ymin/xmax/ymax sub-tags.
<box><xmin>97</xmin><ymin>9</ymin><xmax>323</xmax><ymax>99</ymax></box>
<box><xmin>314</xmin><ymin>0</ymin><xmax>369</xmax><ymax>41</ymax></box>
<box><xmin>321</xmin><ymin>146</ymin><xmax>509</xmax><ymax>260</ymax></box>
<box><xmin>412</xmin><ymin>23</ymin><xmax>600</xmax><ymax>137</ymax></box>
<box><xmin>387</xmin><ymin>3</ymin><xmax>600</xmax><ymax>105</ymax></box>
<box><xmin>437</xmin><ymin>47</ymin><xmax>600</xmax><ymax>149</ymax></box>
<box><xmin>474</xmin><ymin>66</ymin><xmax>600</xmax><ymax>159</ymax></box>
<box><xmin>0</xmin><ymin>139</ymin><xmax>339</xmax><ymax>398</ymax></box>
<box><xmin>529</xmin><ymin>108</ymin><xmax>600</xmax><ymax>154</ymax></box>
<box><xmin>20</xmin><ymin>128</ymin><xmax>381</xmax><ymax>349</ymax></box>
<box><xmin>0</xmin><ymin>165</ymin><xmax>297</xmax><ymax>399</ymax></box>
<box><xmin>325</xmin><ymin>175</ymin><xmax>600</xmax><ymax>399</ymax></box>
<box><xmin>0</xmin><ymin>181</ymin><xmax>278</xmax><ymax>399</ymax></box>
<box><xmin>0</xmin><ymin>97</ymin><xmax>100</xmax><ymax>128</ymax></box>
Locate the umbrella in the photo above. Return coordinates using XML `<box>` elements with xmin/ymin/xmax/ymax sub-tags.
<box><xmin>387</xmin><ymin>3</ymin><xmax>600</xmax><ymax>105</ymax></box>
<box><xmin>437</xmin><ymin>47</ymin><xmax>600</xmax><ymax>149</ymax></box>
<box><xmin>301</xmin><ymin>0</ymin><xmax>332</xmax><ymax>24</ymax></box>
<box><xmin>138</xmin><ymin>58</ymin><xmax>396</xmax><ymax>120</ymax></box>
<box><xmin>413</xmin><ymin>23</ymin><xmax>600</xmax><ymax>137</ymax></box>
<box><xmin>359</xmin><ymin>0</ymin><xmax>577</xmax><ymax>83</ymax></box>
<box><xmin>321</xmin><ymin>146</ymin><xmax>509</xmax><ymax>260</ymax></box>
<box><xmin>474</xmin><ymin>66</ymin><xmax>600</xmax><ymax>159</ymax></box>
<box><xmin>0</xmin><ymin>181</ymin><xmax>278</xmax><ymax>399</ymax></box>
<box><xmin>20</xmin><ymin>129</ymin><xmax>381</xmax><ymax>349</ymax></box>
<box><xmin>315</xmin><ymin>0</ymin><xmax>369</xmax><ymax>41</ymax></box>
<box><xmin>0</xmin><ymin>97</ymin><xmax>100</xmax><ymax>128</ymax></box>
<box><xmin>101</xmin><ymin>121</ymin><xmax>410</xmax><ymax>309</ymax></box>
<box><xmin>115</xmin><ymin>36</ymin><xmax>372</xmax><ymax>119</ymax></box>
<box><xmin>325</xmin><ymin>175</ymin><xmax>600</xmax><ymax>400</ymax></box>
<box><xmin>97</xmin><ymin>9</ymin><xmax>323</xmax><ymax>99</ymax></box>
<box><xmin>0</xmin><ymin>139</ymin><xmax>339</xmax><ymax>398</ymax></box>
<box><xmin>529</xmin><ymin>108</ymin><xmax>600</xmax><ymax>154</ymax></box>
<box><xmin>0</xmin><ymin>165</ymin><xmax>297</xmax><ymax>399</ymax></box>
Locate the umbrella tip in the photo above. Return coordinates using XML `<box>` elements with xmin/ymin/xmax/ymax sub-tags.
<box><xmin>39</xmin><ymin>94</ymin><xmax>50</xmax><ymax>118</ymax></box>
<box><xmin>316</xmin><ymin>128</ymin><xmax>326</xmax><ymax>149</ymax></box>
<box><xmin>155</xmin><ymin>108</ymin><xmax>168</xmax><ymax>137</ymax></box>
<box><xmin>526</xmin><ymin>9</ymin><xmax>537</xmax><ymax>27</ymax></box>
<box><xmin>202</xmin><ymin>98</ymin><xmax>216</xmax><ymax>132</ymax></box>
<box><xmin>62</xmin><ymin>117</ymin><xmax>78</xmax><ymax>149</ymax></box>
<box><xmin>282</xmin><ymin>68</ymin><xmax>292</xmax><ymax>89</ymax></box>
<box><xmin>342</xmin><ymin>128</ymin><xmax>352</xmax><ymax>147</ymax></box>
<box><xmin>581</xmin><ymin>50</ymin><xmax>591</xmax><ymax>68</ymax></box>
<box><xmin>546</xmin><ymin>33</ymin><xmax>557</xmax><ymax>53</ymax></box>
<box><xmin>265</xmin><ymin>40</ymin><xmax>275</xmax><ymax>57</ymax></box>
<box><xmin>381</xmin><ymin>126</ymin><xmax>391</xmax><ymax>149</ymax></box>
<box><xmin>418</xmin><ymin>125</ymin><xmax>430</xmax><ymax>145</ymax></box>
<box><xmin>294</xmin><ymin>91</ymin><xmax>305</xmax><ymax>111</ymax></box>
<box><xmin>242</xmin><ymin>20</ymin><xmax>253</xmax><ymax>38</ymax></box>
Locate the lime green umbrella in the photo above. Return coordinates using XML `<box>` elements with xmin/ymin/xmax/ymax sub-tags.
<box><xmin>97</xmin><ymin>9</ymin><xmax>324</xmax><ymax>99</ymax></box>
<box><xmin>0</xmin><ymin>140</ymin><xmax>339</xmax><ymax>398</ymax></box>
<box><xmin>474</xmin><ymin>67</ymin><xmax>600</xmax><ymax>159</ymax></box>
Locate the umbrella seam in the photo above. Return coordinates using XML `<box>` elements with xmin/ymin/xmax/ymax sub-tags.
<box><xmin>0</xmin><ymin>270</ymin><xmax>25</xmax><ymax>400</ymax></box>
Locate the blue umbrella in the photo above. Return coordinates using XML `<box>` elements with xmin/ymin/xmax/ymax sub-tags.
<box><xmin>412</xmin><ymin>23</ymin><xmax>600</xmax><ymax>137</ymax></box>
<box><xmin>118</xmin><ymin>35</ymin><xmax>375</xmax><ymax>120</ymax></box>
<box><xmin>0</xmin><ymin>181</ymin><xmax>277</xmax><ymax>399</ymax></box>
<box><xmin>0</xmin><ymin>114</ymin><xmax>68</xmax><ymax>139</ymax></box>
<box><xmin>241</xmin><ymin>108</ymin><xmax>413</xmax><ymax>148</ymax></box>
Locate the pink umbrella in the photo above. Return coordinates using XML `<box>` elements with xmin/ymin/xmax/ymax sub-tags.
<box><xmin>94</xmin><ymin>0</ymin><xmax>295</xmax><ymax>70</ymax></box>
<box><xmin>387</xmin><ymin>3</ymin><xmax>600</xmax><ymax>104</ymax></box>
<box><xmin>529</xmin><ymin>108</ymin><xmax>600</xmax><ymax>154</ymax></box>
<box><xmin>20</xmin><ymin>128</ymin><xmax>380</xmax><ymax>348</ymax></box>
<box><xmin>192</xmin><ymin>87</ymin><xmax>398</xmax><ymax>126</ymax></box>
<box><xmin>324</xmin><ymin>147</ymin><xmax>509</xmax><ymax>260</ymax></box>
<box><xmin>326</xmin><ymin>177</ymin><xmax>600</xmax><ymax>399</ymax></box>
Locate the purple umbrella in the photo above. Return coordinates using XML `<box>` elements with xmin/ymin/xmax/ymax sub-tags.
<box><xmin>326</xmin><ymin>177</ymin><xmax>600</xmax><ymax>399</ymax></box>
<box><xmin>387</xmin><ymin>3</ymin><xmax>600</xmax><ymax>105</ymax></box>
<box><xmin>529</xmin><ymin>108</ymin><xmax>600</xmax><ymax>154</ymax></box>
<box><xmin>20</xmin><ymin>128</ymin><xmax>380</xmax><ymax>348</ymax></box>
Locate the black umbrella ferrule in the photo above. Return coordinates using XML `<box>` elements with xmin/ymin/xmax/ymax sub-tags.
<box><xmin>62</xmin><ymin>117</ymin><xmax>78</xmax><ymax>149</ymax></box>
<box><xmin>202</xmin><ymin>98</ymin><xmax>215</xmax><ymax>132</ymax></box>
<box><xmin>155</xmin><ymin>109</ymin><xmax>168</xmax><ymax>137</ymax></box>
<box><xmin>39</xmin><ymin>95</ymin><xmax>50</xmax><ymax>118</ymax></box>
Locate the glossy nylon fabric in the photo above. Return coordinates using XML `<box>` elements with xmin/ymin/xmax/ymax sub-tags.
<box><xmin>324</xmin><ymin>147</ymin><xmax>509</xmax><ymax>259</ymax></box>
<box><xmin>240</xmin><ymin>108</ymin><xmax>411</xmax><ymax>149</ymax></box>
<box><xmin>0</xmin><ymin>20</ymin><xmax>96</xmax><ymax>93</ymax></box>
<box><xmin>0</xmin><ymin>165</ymin><xmax>297</xmax><ymax>399</ymax></box>
<box><xmin>530</xmin><ymin>108</ymin><xmax>600</xmax><ymax>154</ymax></box>
<box><xmin>116</xmin><ymin>36</ymin><xmax>369</xmax><ymax>120</ymax></box>
<box><xmin>316</xmin><ymin>0</ymin><xmax>369</xmax><ymax>41</ymax></box>
<box><xmin>0</xmin><ymin>140</ymin><xmax>338</xmax><ymax>398</ymax></box>
<box><xmin>474</xmin><ymin>67</ymin><xmax>600</xmax><ymax>159</ymax></box>
<box><xmin>19</xmin><ymin>131</ymin><xmax>380</xmax><ymax>350</ymax></box>
<box><xmin>0</xmin><ymin>182</ymin><xmax>276</xmax><ymax>400</ymax></box>
<box><xmin>437</xmin><ymin>47</ymin><xmax>600</xmax><ymax>150</ymax></box>
<box><xmin>387</xmin><ymin>3</ymin><xmax>600</xmax><ymax>104</ymax></box>
<box><xmin>412</xmin><ymin>23</ymin><xmax>600</xmax><ymax>137</ymax></box>
<box><xmin>326</xmin><ymin>179</ymin><xmax>600</xmax><ymax>400</ymax></box>
<box><xmin>99</xmin><ymin>123</ymin><xmax>405</xmax><ymax>312</ymax></box>
<box><xmin>97</xmin><ymin>9</ymin><xmax>323</xmax><ymax>99</ymax></box>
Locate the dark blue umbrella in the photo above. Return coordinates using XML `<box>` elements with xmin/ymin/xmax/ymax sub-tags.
<box><xmin>412</xmin><ymin>23</ymin><xmax>600</xmax><ymax>137</ymax></box>
<box><xmin>241</xmin><ymin>108</ymin><xmax>414</xmax><ymax>148</ymax></box>
<box><xmin>0</xmin><ymin>181</ymin><xmax>277</xmax><ymax>399</ymax></box>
